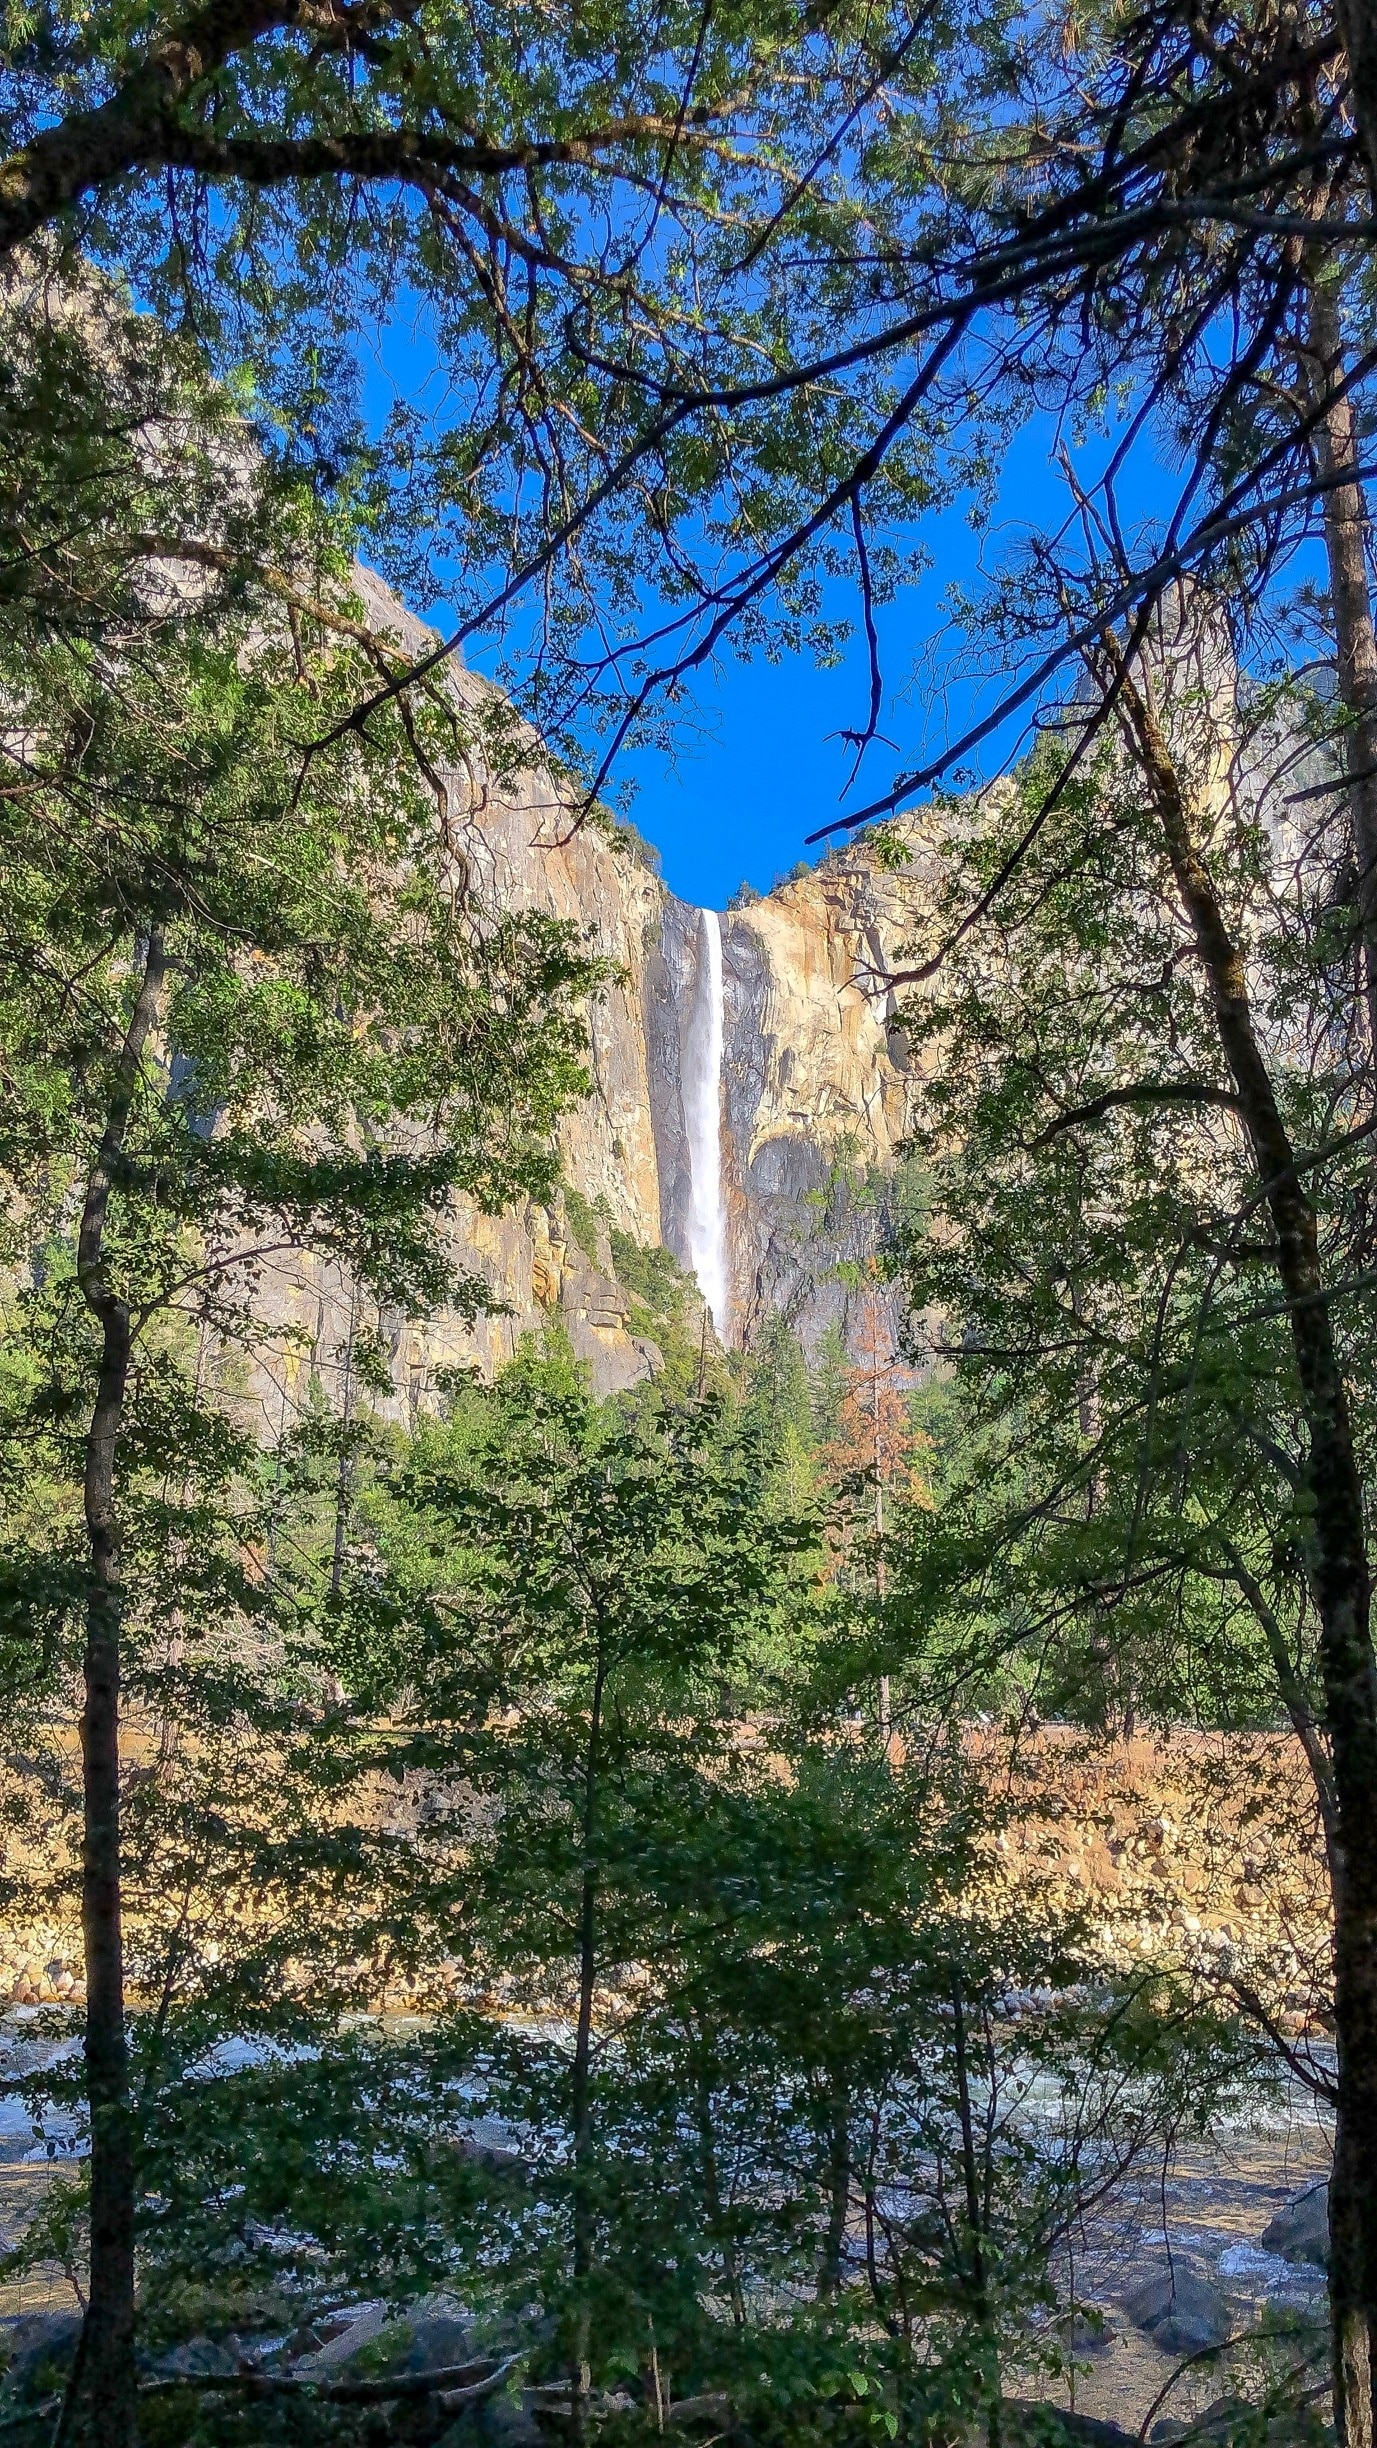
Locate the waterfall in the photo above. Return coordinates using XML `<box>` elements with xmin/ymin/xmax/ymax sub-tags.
<box><xmin>683</xmin><ymin>907</ymin><xmax>728</xmax><ymax>1335</ymax></box>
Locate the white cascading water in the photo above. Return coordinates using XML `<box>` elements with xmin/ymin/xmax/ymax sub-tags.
<box><xmin>683</xmin><ymin>907</ymin><xmax>728</xmax><ymax>1336</ymax></box>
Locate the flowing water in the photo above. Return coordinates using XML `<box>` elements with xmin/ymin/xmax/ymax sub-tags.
<box><xmin>683</xmin><ymin>906</ymin><xmax>728</xmax><ymax>1336</ymax></box>
<box><xmin>0</xmin><ymin>2001</ymin><xmax>1335</xmax><ymax>2425</ymax></box>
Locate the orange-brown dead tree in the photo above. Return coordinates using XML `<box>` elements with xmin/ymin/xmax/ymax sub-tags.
<box><xmin>824</xmin><ymin>1286</ymin><xmax>932</xmax><ymax>1739</ymax></box>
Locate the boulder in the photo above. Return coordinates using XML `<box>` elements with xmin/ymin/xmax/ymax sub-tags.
<box><xmin>450</xmin><ymin>2135</ymin><xmax>525</xmax><ymax>2176</ymax></box>
<box><xmin>0</xmin><ymin>2310</ymin><xmax>82</xmax><ymax>2396</ymax></box>
<box><xmin>1262</xmin><ymin>2183</ymin><xmax>1330</xmax><ymax>2269</ymax></box>
<box><xmin>438</xmin><ymin>2389</ymin><xmax>544</xmax><ymax>2448</ymax></box>
<box><xmin>465</xmin><ymin>2305</ymin><xmax>557</xmax><ymax>2360</ymax></box>
<box><xmin>154</xmin><ymin>2336</ymin><xmax>241</xmax><ymax>2378</ymax></box>
<box><xmin>1068</xmin><ymin>2306</ymin><xmax>1116</xmax><ymax>2355</ymax></box>
<box><xmin>374</xmin><ymin>2314</ymin><xmax>479</xmax><ymax>2376</ymax></box>
<box><xmin>667</xmin><ymin>2393</ymin><xmax>734</xmax><ymax>2428</ymax></box>
<box><xmin>1051</xmin><ymin>2421</ymin><xmax>1136</xmax><ymax>2448</ymax></box>
<box><xmin>1005</xmin><ymin>2404</ymin><xmax>1138</xmax><ymax>2448</ymax></box>
<box><xmin>1197</xmin><ymin>2397</ymin><xmax>1261</xmax><ymax>2437</ymax></box>
<box><xmin>1123</xmin><ymin>2266</ymin><xmax>1233</xmax><ymax>2354</ymax></box>
<box><xmin>1152</xmin><ymin>2402</ymin><xmax>1258</xmax><ymax>2446</ymax></box>
<box><xmin>299</xmin><ymin>2301</ymin><xmax>388</xmax><ymax>2368</ymax></box>
<box><xmin>1187</xmin><ymin>2394</ymin><xmax>1332</xmax><ymax>2448</ymax></box>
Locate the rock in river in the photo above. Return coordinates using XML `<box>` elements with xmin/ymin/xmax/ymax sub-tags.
<box><xmin>1123</xmin><ymin>2267</ymin><xmax>1233</xmax><ymax>2354</ymax></box>
<box><xmin>0</xmin><ymin>2310</ymin><xmax>82</xmax><ymax>2397</ymax></box>
<box><xmin>1262</xmin><ymin>2182</ymin><xmax>1330</xmax><ymax>2270</ymax></box>
<box><xmin>374</xmin><ymin>2313</ymin><xmax>479</xmax><ymax>2375</ymax></box>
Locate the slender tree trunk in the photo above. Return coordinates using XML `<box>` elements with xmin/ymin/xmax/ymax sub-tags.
<box><xmin>694</xmin><ymin>2051</ymin><xmax>745</xmax><ymax>2324</ymax></box>
<box><xmin>863</xmin><ymin>2102</ymin><xmax>887</xmax><ymax>2318</ymax></box>
<box><xmin>876</xmin><ymin>1466</ymin><xmax>891</xmax><ymax>1744</ymax></box>
<box><xmin>1075</xmin><ymin>1334</ymin><xmax>1121</xmax><ymax>1731</ymax></box>
<box><xmin>72</xmin><ymin>929</ymin><xmax>166</xmax><ymax>2448</ymax></box>
<box><xmin>1223</xmin><ymin>1541</ymin><xmax>1340</xmax><ymax>1868</ymax></box>
<box><xmin>816</xmin><ymin>2066</ymin><xmax>850</xmax><ymax>2298</ymax></box>
<box><xmin>1108</xmin><ymin>652</ymin><xmax>1377</xmax><ymax>2448</ymax></box>
<box><xmin>1336</xmin><ymin>0</ymin><xmax>1377</xmax><ymax>217</ymax></box>
<box><xmin>950</xmin><ymin>1970</ymin><xmax>999</xmax><ymax>2448</ymax></box>
<box><xmin>569</xmin><ymin>1637</ymin><xmax>607</xmax><ymax>2445</ymax></box>
<box><xmin>329</xmin><ymin>1278</ymin><xmax>359</xmax><ymax>1603</ymax></box>
<box><xmin>871</xmin><ymin>1308</ymin><xmax>893</xmax><ymax>1743</ymax></box>
<box><xmin>1304</xmin><ymin>276</ymin><xmax>1377</xmax><ymax>1059</ymax></box>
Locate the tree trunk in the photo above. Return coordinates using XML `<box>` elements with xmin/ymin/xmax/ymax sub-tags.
<box><xmin>694</xmin><ymin>2052</ymin><xmax>745</xmax><ymax>2324</ymax></box>
<box><xmin>1108</xmin><ymin>654</ymin><xmax>1377</xmax><ymax>2448</ymax></box>
<box><xmin>816</xmin><ymin>2065</ymin><xmax>850</xmax><ymax>2299</ymax></box>
<box><xmin>950</xmin><ymin>1970</ymin><xmax>999</xmax><ymax>2447</ymax></box>
<box><xmin>329</xmin><ymin>1278</ymin><xmax>359</xmax><ymax>1603</ymax></box>
<box><xmin>876</xmin><ymin>1468</ymin><xmax>892</xmax><ymax>1744</ymax></box>
<box><xmin>1336</xmin><ymin>0</ymin><xmax>1377</xmax><ymax>219</ymax></box>
<box><xmin>569</xmin><ymin>1636</ymin><xmax>607</xmax><ymax>2444</ymax></box>
<box><xmin>1303</xmin><ymin>276</ymin><xmax>1377</xmax><ymax>1060</ymax></box>
<box><xmin>70</xmin><ymin>929</ymin><xmax>166</xmax><ymax>2448</ymax></box>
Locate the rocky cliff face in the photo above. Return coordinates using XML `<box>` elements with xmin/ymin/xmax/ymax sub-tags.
<box><xmin>244</xmin><ymin>576</ymin><xmax>940</xmax><ymax>1429</ymax></box>
<box><xmin>437</xmin><ymin>801</ymin><xmax>938</xmax><ymax>1396</ymax></box>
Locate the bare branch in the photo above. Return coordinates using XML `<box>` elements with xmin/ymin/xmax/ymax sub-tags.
<box><xmin>142</xmin><ymin>2350</ymin><xmax>524</xmax><ymax>2406</ymax></box>
<box><xmin>1027</xmin><ymin>1080</ymin><xmax>1246</xmax><ymax>1147</ymax></box>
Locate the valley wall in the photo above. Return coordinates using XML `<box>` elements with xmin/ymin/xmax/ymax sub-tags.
<box><xmin>235</xmin><ymin>574</ymin><xmax>943</xmax><ymax>1431</ymax></box>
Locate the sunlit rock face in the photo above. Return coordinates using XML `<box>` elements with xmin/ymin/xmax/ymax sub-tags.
<box><xmin>403</xmin><ymin>812</ymin><xmax>938</xmax><ymax>1396</ymax></box>
<box><xmin>236</xmin><ymin>574</ymin><xmax>1334</xmax><ymax>1425</ymax></box>
<box><xmin>721</xmin><ymin>850</ymin><xmax>933</xmax><ymax>1352</ymax></box>
<box><xmin>238</xmin><ymin>576</ymin><xmax>943</xmax><ymax>1423</ymax></box>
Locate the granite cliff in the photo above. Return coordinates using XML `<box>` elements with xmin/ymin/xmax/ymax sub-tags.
<box><xmin>246</xmin><ymin>576</ymin><xmax>940</xmax><ymax>1425</ymax></box>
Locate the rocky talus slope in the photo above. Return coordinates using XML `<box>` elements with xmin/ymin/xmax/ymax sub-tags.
<box><xmin>0</xmin><ymin>1729</ymin><xmax>1331</xmax><ymax>2018</ymax></box>
<box><xmin>975</xmin><ymin>1728</ymin><xmax>1330</xmax><ymax>2017</ymax></box>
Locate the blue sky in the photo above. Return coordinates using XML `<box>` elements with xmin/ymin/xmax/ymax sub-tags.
<box><xmin>360</xmin><ymin>319</ymin><xmax>1171</xmax><ymax>910</ymax></box>
<box><xmin>562</xmin><ymin>408</ymin><xmax>1164</xmax><ymax>908</ymax></box>
<box><xmin>610</xmin><ymin>445</ymin><xmax>1057</xmax><ymax>909</ymax></box>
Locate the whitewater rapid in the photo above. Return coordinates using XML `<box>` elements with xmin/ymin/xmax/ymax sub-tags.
<box><xmin>683</xmin><ymin>908</ymin><xmax>728</xmax><ymax>1336</ymax></box>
